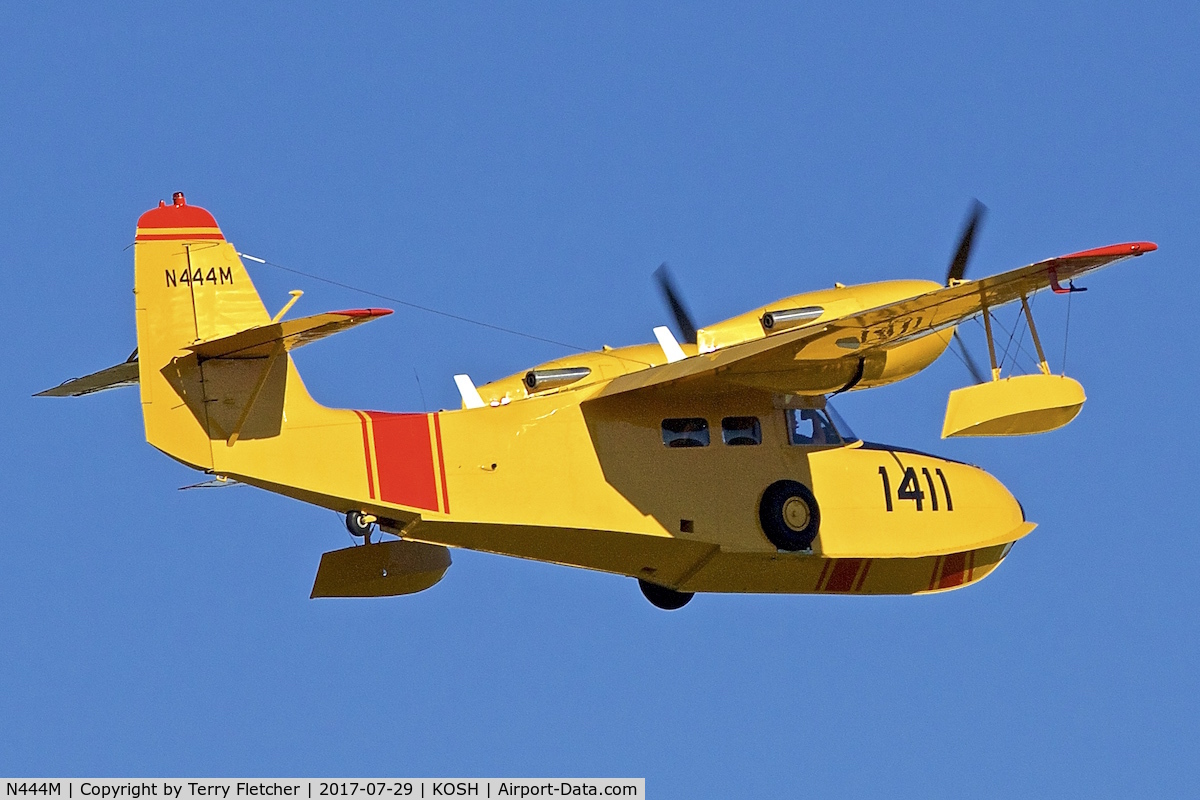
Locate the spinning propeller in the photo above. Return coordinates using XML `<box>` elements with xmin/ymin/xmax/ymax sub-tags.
<box><xmin>653</xmin><ymin>263</ymin><xmax>698</xmax><ymax>345</ymax></box>
<box><xmin>650</xmin><ymin>200</ymin><xmax>992</xmax><ymax>385</ymax></box>
<box><xmin>947</xmin><ymin>199</ymin><xmax>986</xmax><ymax>284</ymax></box>
<box><xmin>946</xmin><ymin>201</ymin><xmax>989</xmax><ymax>384</ymax></box>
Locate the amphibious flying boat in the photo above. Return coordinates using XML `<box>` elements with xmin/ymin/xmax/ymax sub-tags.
<box><xmin>39</xmin><ymin>195</ymin><xmax>1156</xmax><ymax>609</ymax></box>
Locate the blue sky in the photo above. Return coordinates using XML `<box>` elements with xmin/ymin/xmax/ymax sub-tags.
<box><xmin>3</xmin><ymin>2</ymin><xmax>1197</xmax><ymax>796</ymax></box>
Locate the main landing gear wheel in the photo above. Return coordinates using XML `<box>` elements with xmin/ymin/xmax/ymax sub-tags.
<box><xmin>759</xmin><ymin>480</ymin><xmax>820</xmax><ymax>551</ymax></box>
<box><xmin>638</xmin><ymin>578</ymin><xmax>694</xmax><ymax>610</ymax></box>
<box><xmin>345</xmin><ymin>510</ymin><xmax>377</xmax><ymax>544</ymax></box>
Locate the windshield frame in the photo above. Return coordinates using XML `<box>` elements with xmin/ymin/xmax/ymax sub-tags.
<box><xmin>784</xmin><ymin>401</ymin><xmax>859</xmax><ymax>447</ymax></box>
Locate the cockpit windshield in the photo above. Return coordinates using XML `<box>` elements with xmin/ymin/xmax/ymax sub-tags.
<box><xmin>786</xmin><ymin>402</ymin><xmax>858</xmax><ymax>446</ymax></box>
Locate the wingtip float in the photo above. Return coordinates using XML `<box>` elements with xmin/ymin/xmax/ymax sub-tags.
<box><xmin>40</xmin><ymin>194</ymin><xmax>1157</xmax><ymax>609</ymax></box>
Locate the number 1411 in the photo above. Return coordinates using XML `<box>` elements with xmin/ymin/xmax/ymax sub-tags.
<box><xmin>878</xmin><ymin>466</ymin><xmax>953</xmax><ymax>512</ymax></box>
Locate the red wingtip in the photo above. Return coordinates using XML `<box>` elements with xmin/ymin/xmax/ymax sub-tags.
<box><xmin>1059</xmin><ymin>241</ymin><xmax>1158</xmax><ymax>260</ymax></box>
<box><xmin>331</xmin><ymin>308</ymin><xmax>394</xmax><ymax>318</ymax></box>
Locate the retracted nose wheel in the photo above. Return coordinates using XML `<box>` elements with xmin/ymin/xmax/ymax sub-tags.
<box><xmin>638</xmin><ymin>578</ymin><xmax>694</xmax><ymax>610</ymax></box>
<box><xmin>759</xmin><ymin>480</ymin><xmax>820</xmax><ymax>551</ymax></box>
<box><xmin>345</xmin><ymin>510</ymin><xmax>377</xmax><ymax>544</ymax></box>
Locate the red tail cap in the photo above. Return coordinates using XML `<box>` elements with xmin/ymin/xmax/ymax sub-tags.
<box><xmin>136</xmin><ymin>192</ymin><xmax>221</xmax><ymax>230</ymax></box>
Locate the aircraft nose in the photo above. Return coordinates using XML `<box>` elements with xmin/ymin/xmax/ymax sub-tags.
<box><xmin>808</xmin><ymin>445</ymin><xmax>1036</xmax><ymax>558</ymax></box>
<box><xmin>959</xmin><ymin>460</ymin><xmax>1031</xmax><ymax>544</ymax></box>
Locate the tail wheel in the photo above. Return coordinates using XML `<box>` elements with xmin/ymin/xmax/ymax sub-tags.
<box><xmin>759</xmin><ymin>480</ymin><xmax>820</xmax><ymax>551</ymax></box>
<box><xmin>345</xmin><ymin>510</ymin><xmax>377</xmax><ymax>542</ymax></box>
<box><xmin>638</xmin><ymin>578</ymin><xmax>694</xmax><ymax>610</ymax></box>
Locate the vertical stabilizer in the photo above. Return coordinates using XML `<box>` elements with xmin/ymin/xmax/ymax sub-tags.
<box><xmin>131</xmin><ymin>194</ymin><xmax>383</xmax><ymax>517</ymax></box>
<box><xmin>134</xmin><ymin>193</ymin><xmax>272</xmax><ymax>469</ymax></box>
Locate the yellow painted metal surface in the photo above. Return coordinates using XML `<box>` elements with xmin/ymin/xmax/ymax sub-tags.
<box><xmin>47</xmin><ymin>197</ymin><xmax>1155</xmax><ymax>600</ymax></box>
<box><xmin>474</xmin><ymin>343</ymin><xmax>676</xmax><ymax>407</ymax></box>
<box><xmin>696</xmin><ymin>280</ymin><xmax>941</xmax><ymax>353</ymax></box>
<box><xmin>942</xmin><ymin>374</ymin><xmax>1086</xmax><ymax>438</ymax></box>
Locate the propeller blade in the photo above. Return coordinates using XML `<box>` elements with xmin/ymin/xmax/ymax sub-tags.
<box><xmin>946</xmin><ymin>199</ymin><xmax>987</xmax><ymax>285</ymax></box>
<box><xmin>954</xmin><ymin>330</ymin><xmax>988</xmax><ymax>384</ymax></box>
<box><xmin>653</xmin><ymin>263</ymin><xmax>698</xmax><ymax>345</ymax></box>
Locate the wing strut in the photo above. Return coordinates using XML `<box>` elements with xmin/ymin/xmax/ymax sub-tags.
<box><xmin>980</xmin><ymin>288</ymin><xmax>1000</xmax><ymax>382</ymax></box>
<box><xmin>1019</xmin><ymin>295</ymin><xmax>1051</xmax><ymax>376</ymax></box>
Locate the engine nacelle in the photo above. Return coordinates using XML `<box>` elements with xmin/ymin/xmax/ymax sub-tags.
<box><xmin>857</xmin><ymin>331</ymin><xmax>952</xmax><ymax>390</ymax></box>
<box><xmin>698</xmin><ymin>279</ymin><xmax>942</xmax><ymax>353</ymax></box>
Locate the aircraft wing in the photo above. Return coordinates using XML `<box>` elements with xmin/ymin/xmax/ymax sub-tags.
<box><xmin>186</xmin><ymin>308</ymin><xmax>392</xmax><ymax>360</ymax></box>
<box><xmin>592</xmin><ymin>242</ymin><xmax>1156</xmax><ymax>399</ymax></box>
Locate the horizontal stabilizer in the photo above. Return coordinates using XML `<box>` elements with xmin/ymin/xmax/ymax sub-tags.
<box><xmin>35</xmin><ymin>350</ymin><xmax>139</xmax><ymax>397</ymax></box>
<box><xmin>188</xmin><ymin>308</ymin><xmax>392</xmax><ymax>360</ymax></box>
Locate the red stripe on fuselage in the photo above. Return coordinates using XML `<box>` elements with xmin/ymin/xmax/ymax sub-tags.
<box><xmin>433</xmin><ymin>413</ymin><xmax>450</xmax><ymax>514</ymax></box>
<box><xmin>353</xmin><ymin>410</ymin><xmax>375</xmax><ymax>500</ymax></box>
<box><xmin>937</xmin><ymin>551</ymin><xmax>969</xmax><ymax>589</ymax></box>
<box><xmin>824</xmin><ymin>559</ymin><xmax>863</xmax><ymax>593</ymax></box>
<box><xmin>815</xmin><ymin>559</ymin><xmax>833</xmax><ymax>592</ymax></box>
<box><xmin>853</xmin><ymin>559</ymin><xmax>872</xmax><ymax>591</ymax></box>
<box><xmin>928</xmin><ymin>556</ymin><xmax>943</xmax><ymax>591</ymax></box>
<box><xmin>365</xmin><ymin>412</ymin><xmax>439</xmax><ymax>512</ymax></box>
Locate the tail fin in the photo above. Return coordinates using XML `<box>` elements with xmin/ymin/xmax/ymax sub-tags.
<box><xmin>134</xmin><ymin>193</ymin><xmax>282</xmax><ymax>468</ymax></box>
<box><xmin>133</xmin><ymin>195</ymin><xmax>399</xmax><ymax>519</ymax></box>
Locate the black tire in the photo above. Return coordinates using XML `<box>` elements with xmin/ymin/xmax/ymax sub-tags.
<box><xmin>345</xmin><ymin>510</ymin><xmax>375</xmax><ymax>538</ymax></box>
<box><xmin>759</xmin><ymin>480</ymin><xmax>820</xmax><ymax>551</ymax></box>
<box><xmin>638</xmin><ymin>578</ymin><xmax>694</xmax><ymax>610</ymax></box>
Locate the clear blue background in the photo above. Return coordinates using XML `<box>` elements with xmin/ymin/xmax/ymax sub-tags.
<box><xmin>2</xmin><ymin>3</ymin><xmax>1196</xmax><ymax>796</ymax></box>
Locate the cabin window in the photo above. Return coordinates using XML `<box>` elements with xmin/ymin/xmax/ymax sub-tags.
<box><xmin>662</xmin><ymin>418</ymin><xmax>710</xmax><ymax>447</ymax></box>
<box><xmin>786</xmin><ymin>407</ymin><xmax>856</xmax><ymax>446</ymax></box>
<box><xmin>721</xmin><ymin>416</ymin><xmax>761</xmax><ymax>446</ymax></box>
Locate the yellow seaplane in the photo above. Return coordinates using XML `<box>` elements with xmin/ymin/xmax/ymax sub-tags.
<box><xmin>40</xmin><ymin>195</ymin><xmax>1155</xmax><ymax>609</ymax></box>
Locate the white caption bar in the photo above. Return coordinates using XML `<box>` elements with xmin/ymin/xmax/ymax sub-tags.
<box><xmin>2</xmin><ymin>780</ymin><xmax>645</xmax><ymax>800</ymax></box>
